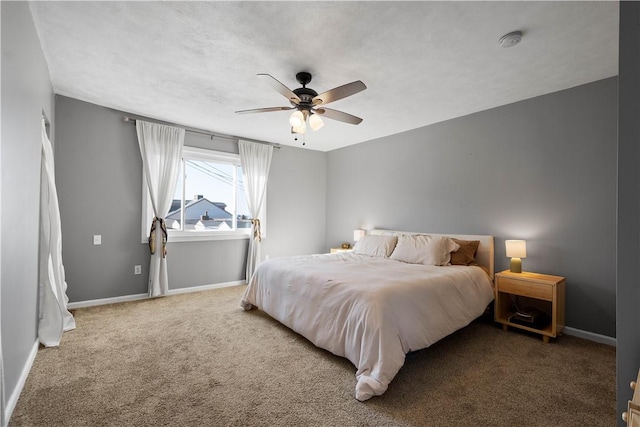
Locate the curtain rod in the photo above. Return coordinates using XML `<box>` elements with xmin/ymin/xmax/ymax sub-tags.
<box><xmin>123</xmin><ymin>116</ymin><xmax>281</xmax><ymax>149</ymax></box>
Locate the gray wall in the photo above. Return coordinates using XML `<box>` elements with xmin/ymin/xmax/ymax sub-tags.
<box><xmin>0</xmin><ymin>1</ymin><xmax>55</xmax><ymax>416</ymax></box>
<box><xmin>327</xmin><ymin>77</ymin><xmax>618</xmax><ymax>338</ymax></box>
<box><xmin>261</xmin><ymin>145</ymin><xmax>327</xmax><ymax>259</ymax></box>
<box><xmin>54</xmin><ymin>95</ymin><xmax>327</xmax><ymax>302</ymax></box>
<box><xmin>616</xmin><ymin>2</ymin><xmax>640</xmax><ymax>423</ymax></box>
<box><xmin>55</xmin><ymin>96</ymin><xmax>150</xmax><ymax>301</ymax></box>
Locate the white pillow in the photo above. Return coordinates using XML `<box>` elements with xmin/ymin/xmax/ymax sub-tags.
<box><xmin>389</xmin><ymin>234</ymin><xmax>459</xmax><ymax>266</ymax></box>
<box><xmin>352</xmin><ymin>235</ymin><xmax>398</xmax><ymax>258</ymax></box>
<box><xmin>440</xmin><ymin>237</ymin><xmax>461</xmax><ymax>265</ymax></box>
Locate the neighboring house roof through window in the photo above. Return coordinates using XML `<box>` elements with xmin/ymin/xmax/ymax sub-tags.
<box><xmin>166</xmin><ymin>196</ymin><xmax>232</xmax><ymax>221</ymax></box>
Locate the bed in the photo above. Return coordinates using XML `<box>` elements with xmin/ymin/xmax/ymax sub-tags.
<box><xmin>240</xmin><ymin>229</ymin><xmax>495</xmax><ymax>401</ymax></box>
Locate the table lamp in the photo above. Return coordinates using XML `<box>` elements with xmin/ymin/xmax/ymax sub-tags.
<box><xmin>505</xmin><ymin>240</ymin><xmax>526</xmax><ymax>273</ymax></box>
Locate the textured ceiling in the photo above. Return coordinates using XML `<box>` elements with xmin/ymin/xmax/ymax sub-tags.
<box><xmin>29</xmin><ymin>1</ymin><xmax>619</xmax><ymax>152</ymax></box>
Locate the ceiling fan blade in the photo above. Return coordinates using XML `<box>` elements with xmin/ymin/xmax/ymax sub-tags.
<box><xmin>314</xmin><ymin>107</ymin><xmax>363</xmax><ymax>125</ymax></box>
<box><xmin>235</xmin><ymin>106</ymin><xmax>295</xmax><ymax>114</ymax></box>
<box><xmin>258</xmin><ymin>74</ymin><xmax>301</xmax><ymax>104</ymax></box>
<box><xmin>313</xmin><ymin>80</ymin><xmax>367</xmax><ymax>106</ymax></box>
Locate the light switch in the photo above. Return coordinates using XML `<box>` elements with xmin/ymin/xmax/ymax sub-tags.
<box><xmin>93</xmin><ymin>235</ymin><xmax>102</xmax><ymax>245</ymax></box>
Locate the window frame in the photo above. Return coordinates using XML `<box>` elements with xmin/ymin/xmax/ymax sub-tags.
<box><xmin>141</xmin><ymin>146</ymin><xmax>261</xmax><ymax>243</ymax></box>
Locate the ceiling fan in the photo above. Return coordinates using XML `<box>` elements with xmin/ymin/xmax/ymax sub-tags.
<box><xmin>235</xmin><ymin>72</ymin><xmax>366</xmax><ymax>134</ymax></box>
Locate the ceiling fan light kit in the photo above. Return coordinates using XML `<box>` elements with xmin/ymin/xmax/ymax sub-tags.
<box><xmin>309</xmin><ymin>113</ymin><xmax>324</xmax><ymax>131</ymax></box>
<box><xmin>289</xmin><ymin>110</ymin><xmax>305</xmax><ymax>128</ymax></box>
<box><xmin>235</xmin><ymin>71</ymin><xmax>366</xmax><ymax>137</ymax></box>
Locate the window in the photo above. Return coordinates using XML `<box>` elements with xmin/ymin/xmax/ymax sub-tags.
<box><xmin>142</xmin><ymin>146</ymin><xmax>261</xmax><ymax>242</ymax></box>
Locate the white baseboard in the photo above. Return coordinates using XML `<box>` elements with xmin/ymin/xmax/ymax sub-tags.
<box><xmin>167</xmin><ymin>280</ymin><xmax>245</xmax><ymax>296</ymax></box>
<box><xmin>67</xmin><ymin>293</ymin><xmax>148</xmax><ymax>309</ymax></box>
<box><xmin>4</xmin><ymin>340</ymin><xmax>38</xmax><ymax>425</ymax></box>
<box><xmin>563</xmin><ymin>326</ymin><xmax>616</xmax><ymax>347</ymax></box>
<box><xmin>67</xmin><ymin>281</ymin><xmax>245</xmax><ymax>310</ymax></box>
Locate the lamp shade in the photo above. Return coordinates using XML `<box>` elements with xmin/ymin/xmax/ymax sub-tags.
<box><xmin>353</xmin><ymin>229</ymin><xmax>366</xmax><ymax>242</ymax></box>
<box><xmin>309</xmin><ymin>113</ymin><xmax>324</xmax><ymax>131</ymax></box>
<box><xmin>291</xmin><ymin>122</ymin><xmax>306</xmax><ymax>134</ymax></box>
<box><xmin>505</xmin><ymin>240</ymin><xmax>527</xmax><ymax>258</ymax></box>
<box><xmin>289</xmin><ymin>110</ymin><xmax>305</xmax><ymax>128</ymax></box>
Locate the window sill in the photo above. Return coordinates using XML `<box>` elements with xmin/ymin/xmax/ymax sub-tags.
<box><xmin>142</xmin><ymin>231</ymin><xmax>252</xmax><ymax>244</ymax></box>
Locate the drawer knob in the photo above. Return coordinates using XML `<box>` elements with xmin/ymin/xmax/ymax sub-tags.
<box><xmin>632</xmin><ymin>381</ymin><xmax>637</xmax><ymax>390</ymax></box>
<box><xmin>623</xmin><ymin>411</ymin><xmax>628</xmax><ymax>422</ymax></box>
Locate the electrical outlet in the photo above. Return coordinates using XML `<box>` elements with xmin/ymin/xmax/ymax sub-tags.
<box><xmin>93</xmin><ymin>235</ymin><xmax>101</xmax><ymax>245</ymax></box>
<box><xmin>134</xmin><ymin>265</ymin><xmax>142</xmax><ymax>275</ymax></box>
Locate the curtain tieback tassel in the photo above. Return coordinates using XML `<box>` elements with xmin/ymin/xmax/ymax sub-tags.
<box><xmin>149</xmin><ymin>217</ymin><xmax>168</xmax><ymax>257</ymax></box>
<box><xmin>251</xmin><ymin>218</ymin><xmax>262</xmax><ymax>242</ymax></box>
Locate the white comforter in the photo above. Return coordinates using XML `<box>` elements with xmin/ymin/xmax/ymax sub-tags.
<box><xmin>240</xmin><ymin>252</ymin><xmax>494</xmax><ymax>401</ymax></box>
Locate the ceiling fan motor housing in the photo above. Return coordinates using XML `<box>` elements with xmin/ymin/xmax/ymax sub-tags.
<box><xmin>293</xmin><ymin>72</ymin><xmax>317</xmax><ymax>111</ymax></box>
<box><xmin>292</xmin><ymin>87</ymin><xmax>318</xmax><ymax>110</ymax></box>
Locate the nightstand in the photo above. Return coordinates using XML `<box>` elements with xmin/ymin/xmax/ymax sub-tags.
<box><xmin>494</xmin><ymin>270</ymin><xmax>566</xmax><ymax>343</ymax></box>
<box><xmin>330</xmin><ymin>247</ymin><xmax>352</xmax><ymax>253</ymax></box>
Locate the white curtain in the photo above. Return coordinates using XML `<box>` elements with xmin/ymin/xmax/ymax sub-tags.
<box><xmin>39</xmin><ymin>119</ymin><xmax>76</xmax><ymax>347</ymax></box>
<box><xmin>239</xmin><ymin>140</ymin><xmax>273</xmax><ymax>281</ymax></box>
<box><xmin>0</xmin><ymin>338</ymin><xmax>3</xmax><ymax>427</ymax></box>
<box><xmin>136</xmin><ymin>120</ymin><xmax>185</xmax><ymax>297</ymax></box>
<box><xmin>0</xmin><ymin>275</ymin><xmax>4</xmax><ymax>427</ymax></box>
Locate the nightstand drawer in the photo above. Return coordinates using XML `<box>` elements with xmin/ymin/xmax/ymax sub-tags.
<box><xmin>498</xmin><ymin>278</ymin><xmax>553</xmax><ymax>301</ymax></box>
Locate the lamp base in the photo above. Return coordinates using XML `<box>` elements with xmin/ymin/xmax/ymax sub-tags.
<box><xmin>510</xmin><ymin>258</ymin><xmax>522</xmax><ymax>273</ymax></box>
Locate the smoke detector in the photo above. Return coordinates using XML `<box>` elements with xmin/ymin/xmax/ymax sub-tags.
<box><xmin>499</xmin><ymin>31</ymin><xmax>523</xmax><ymax>48</ymax></box>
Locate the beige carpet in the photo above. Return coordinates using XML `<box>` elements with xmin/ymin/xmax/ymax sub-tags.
<box><xmin>10</xmin><ymin>285</ymin><xmax>615</xmax><ymax>426</ymax></box>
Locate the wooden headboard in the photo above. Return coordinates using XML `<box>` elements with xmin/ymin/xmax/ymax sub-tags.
<box><xmin>369</xmin><ymin>229</ymin><xmax>495</xmax><ymax>280</ymax></box>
